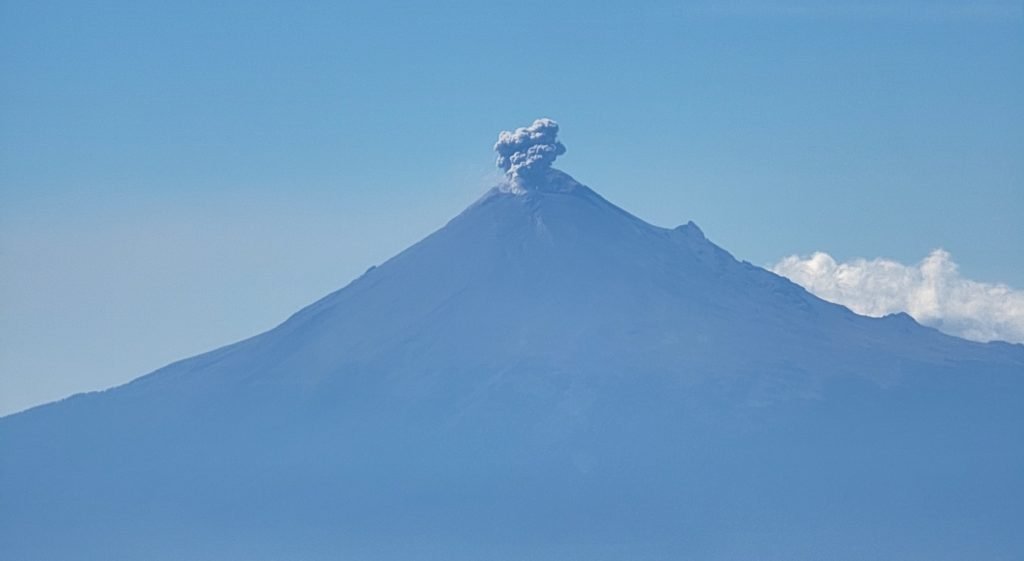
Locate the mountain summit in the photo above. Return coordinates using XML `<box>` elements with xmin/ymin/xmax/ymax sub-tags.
<box><xmin>2</xmin><ymin>120</ymin><xmax>1023</xmax><ymax>561</ymax></box>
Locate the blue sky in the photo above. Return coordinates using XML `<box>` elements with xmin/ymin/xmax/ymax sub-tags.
<box><xmin>2</xmin><ymin>0</ymin><xmax>1022</xmax><ymax>414</ymax></box>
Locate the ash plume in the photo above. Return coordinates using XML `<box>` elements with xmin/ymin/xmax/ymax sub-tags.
<box><xmin>494</xmin><ymin>118</ymin><xmax>566</xmax><ymax>183</ymax></box>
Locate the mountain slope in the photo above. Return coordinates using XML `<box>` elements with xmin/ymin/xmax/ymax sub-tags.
<box><xmin>2</xmin><ymin>169</ymin><xmax>1023</xmax><ymax>561</ymax></box>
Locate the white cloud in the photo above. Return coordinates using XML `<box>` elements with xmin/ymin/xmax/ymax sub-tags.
<box><xmin>772</xmin><ymin>250</ymin><xmax>1024</xmax><ymax>344</ymax></box>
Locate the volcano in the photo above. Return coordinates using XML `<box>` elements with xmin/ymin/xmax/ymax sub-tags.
<box><xmin>2</xmin><ymin>122</ymin><xmax>1023</xmax><ymax>561</ymax></box>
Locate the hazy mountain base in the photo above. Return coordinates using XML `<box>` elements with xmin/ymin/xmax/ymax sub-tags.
<box><xmin>4</xmin><ymin>365</ymin><xmax>1022</xmax><ymax>561</ymax></box>
<box><xmin>3</xmin><ymin>171</ymin><xmax>1023</xmax><ymax>560</ymax></box>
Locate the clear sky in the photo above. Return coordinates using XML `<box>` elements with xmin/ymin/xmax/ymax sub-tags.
<box><xmin>2</xmin><ymin>0</ymin><xmax>1022</xmax><ymax>415</ymax></box>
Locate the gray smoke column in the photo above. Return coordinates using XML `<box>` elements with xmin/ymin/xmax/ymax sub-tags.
<box><xmin>494</xmin><ymin>118</ymin><xmax>566</xmax><ymax>183</ymax></box>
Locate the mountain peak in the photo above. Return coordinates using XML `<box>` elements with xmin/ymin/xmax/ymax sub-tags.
<box><xmin>496</xmin><ymin>167</ymin><xmax>585</xmax><ymax>195</ymax></box>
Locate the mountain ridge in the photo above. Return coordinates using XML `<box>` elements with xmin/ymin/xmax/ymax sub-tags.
<box><xmin>6</xmin><ymin>170</ymin><xmax>1021</xmax><ymax>420</ymax></box>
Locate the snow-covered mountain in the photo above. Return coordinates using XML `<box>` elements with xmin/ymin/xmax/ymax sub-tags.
<box><xmin>2</xmin><ymin>138</ymin><xmax>1023</xmax><ymax>560</ymax></box>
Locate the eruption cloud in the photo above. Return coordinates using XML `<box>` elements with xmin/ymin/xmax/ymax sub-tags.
<box><xmin>494</xmin><ymin>118</ymin><xmax>566</xmax><ymax>183</ymax></box>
